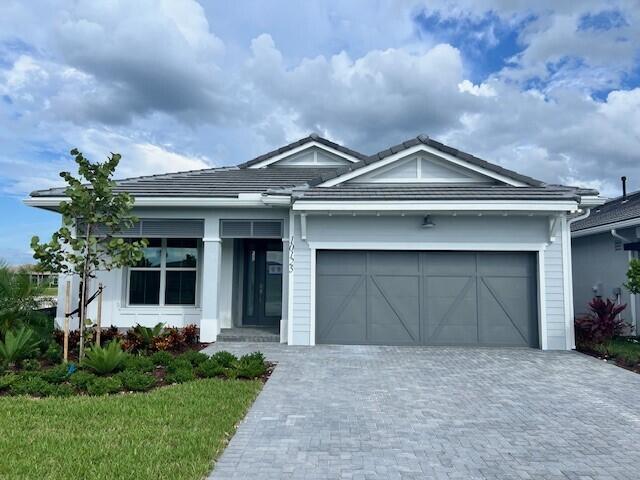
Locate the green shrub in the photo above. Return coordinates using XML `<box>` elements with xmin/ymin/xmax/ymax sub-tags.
<box><xmin>196</xmin><ymin>359</ymin><xmax>224</xmax><ymax>378</ymax></box>
<box><xmin>42</xmin><ymin>364</ymin><xmax>70</xmax><ymax>384</ymax></box>
<box><xmin>167</xmin><ymin>358</ymin><xmax>192</xmax><ymax>373</ymax></box>
<box><xmin>179</xmin><ymin>349</ymin><xmax>208</xmax><ymax>367</ymax></box>
<box><xmin>0</xmin><ymin>373</ymin><xmax>17</xmax><ymax>390</ymax></box>
<box><xmin>50</xmin><ymin>383</ymin><xmax>75</xmax><ymax>397</ymax></box>
<box><xmin>222</xmin><ymin>368</ymin><xmax>237</xmax><ymax>380</ymax></box>
<box><xmin>150</xmin><ymin>350</ymin><xmax>173</xmax><ymax>366</ymax></box>
<box><xmin>0</xmin><ymin>327</ymin><xmax>40</xmax><ymax>366</ymax></box>
<box><xmin>82</xmin><ymin>340</ymin><xmax>127</xmax><ymax>375</ymax></box>
<box><xmin>117</xmin><ymin>370</ymin><xmax>156</xmax><ymax>391</ymax></box>
<box><xmin>165</xmin><ymin>367</ymin><xmax>195</xmax><ymax>384</ymax></box>
<box><xmin>21</xmin><ymin>358</ymin><xmax>40</xmax><ymax>371</ymax></box>
<box><xmin>210</xmin><ymin>351</ymin><xmax>237</xmax><ymax>368</ymax></box>
<box><xmin>43</xmin><ymin>342</ymin><xmax>62</xmax><ymax>363</ymax></box>
<box><xmin>122</xmin><ymin>355</ymin><xmax>154</xmax><ymax>373</ymax></box>
<box><xmin>69</xmin><ymin>370</ymin><xmax>97</xmax><ymax>390</ymax></box>
<box><xmin>86</xmin><ymin>376</ymin><xmax>122</xmax><ymax>396</ymax></box>
<box><xmin>236</xmin><ymin>353</ymin><xmax>267</xmax><ymax>379</ymax></box>
<box><xmin>9</xmin><ymin>376</ymin><xmax>55</xmax><ymax>397</ymax></box>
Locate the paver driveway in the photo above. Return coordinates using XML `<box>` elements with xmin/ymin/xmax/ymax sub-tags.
<box><xmin>203</xmin><ymin>343</ymin><xmax>640</xmax><ymax>480</ymax></box>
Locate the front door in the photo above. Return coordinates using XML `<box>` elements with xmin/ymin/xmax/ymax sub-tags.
<box><xmin>243</xmin><ymin>240</ymin><xmax>283</xmax><ymax>327</ymax></box>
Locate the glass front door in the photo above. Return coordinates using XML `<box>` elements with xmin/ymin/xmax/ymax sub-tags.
<box><xmin>243</xmin><ymin>240</ymin><xmax>283</xmax><ymax>326</ymax></box>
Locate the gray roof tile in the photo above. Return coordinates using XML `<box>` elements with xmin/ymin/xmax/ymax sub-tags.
<box><xmin>572</xmin><ymin>191</ymin><xmax>640</xmax><ymax>231</ymax></box>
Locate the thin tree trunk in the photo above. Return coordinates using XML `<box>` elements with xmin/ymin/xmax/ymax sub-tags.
<box><xmin>78</xmin><ymin>223</ymin><xmax>92</xmax><ymax>361</ymax></box>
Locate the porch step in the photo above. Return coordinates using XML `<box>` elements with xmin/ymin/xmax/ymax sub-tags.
<box><xmin>217</xmin><ymin>327</ymin><xmax>280</xmax><ymax>343</ymax></box>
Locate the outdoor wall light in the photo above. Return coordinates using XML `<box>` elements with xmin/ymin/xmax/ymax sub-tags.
<box><xmin>421</xmin><ymin>215</ymin><xmax>435</xmax><ymax>228</ymax></box>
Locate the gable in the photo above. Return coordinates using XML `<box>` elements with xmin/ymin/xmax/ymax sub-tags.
<box><xmin>271</xmin><ymin>146</ymin><xmax>353</xmax><ymax>168</ymax></box>
<box><xmin>349</xmin><ymin>153</ymin><xmax>498</xmax><ymax>184</ymax></box>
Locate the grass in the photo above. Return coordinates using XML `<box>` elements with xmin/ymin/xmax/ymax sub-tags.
<box><xmin>0</xmin><ymin>378</ymin><xmax>262</xmax><ymax>479</ymax></box>
<box><xmin>593</xmin><ymin>337</ymin><xmax>640</xmax><ymax>363</ymax></box>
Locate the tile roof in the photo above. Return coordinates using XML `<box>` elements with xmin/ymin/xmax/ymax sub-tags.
<box><xmin>30</xmin><ymin>167</ymin><xmax>339</xmax><ymax>198</ymax></box>
<box><xmin>572</xmin><ymin>190</ymin><xmax>640</xmax><ymax>231</ymax></box>
<box><xmin>236</xmin><ymin>133</ymin><xmax>368</xmax><ymax>168</ymax></box>
<box><xmin>291</xmin><ymin>185</ymin><xmax>594</xmax><ymax>202</ymax></box>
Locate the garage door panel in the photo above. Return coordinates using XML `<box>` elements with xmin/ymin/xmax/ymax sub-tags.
<box><xmin>368</xmin><ymin>275</ymin><xmax>420</xmax><ymax>344</ymax></box>
<box><xmin>478</xmin><ymin>276</ymin><xmax>538</xmax><ymax>347</ymax></box>
<box><xmin>316</xmin><ymin>250</ymin><xmax>538</xmax><ymax>347</ymax></box>
<box><xmin>316</xmin><ymin>275</ymin><xmax>366</xmax><ymax>344</ymax></box>
<box><xmin>424</xmin><ymin>276</ymin><xmax>478</xmax><ymax>344</ymax></box>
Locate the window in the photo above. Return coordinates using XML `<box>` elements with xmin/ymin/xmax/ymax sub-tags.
<box><xmin>127</xmin><ymin>238</ymin><xmax>199</xmax><ymax>306</ymax></box>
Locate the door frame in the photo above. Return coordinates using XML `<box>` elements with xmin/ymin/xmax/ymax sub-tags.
<box><xmin>241</xmin><ymin>239</ymin><xmax>283</xmax><ymax>327</ymax></box>
<box><xmin>307</xmin><ymin>241</ymin><xmax>548</xmax><ymax>348</ymax></box>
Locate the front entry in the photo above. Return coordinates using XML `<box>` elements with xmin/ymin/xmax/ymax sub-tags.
<box><xmin>242</xmin><ymin>240</ymin><xmax>283</xmax><ymax>327</ymax></box>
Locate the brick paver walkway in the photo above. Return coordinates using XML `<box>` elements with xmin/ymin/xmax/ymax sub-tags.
<box><xmin>203</xmin><ymin>343</ymin><xmax>640</xmax><ymax>480</ymax></box>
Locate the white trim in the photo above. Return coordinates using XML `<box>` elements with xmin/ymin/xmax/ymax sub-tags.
<box><xmin>307</xmin><ymin>241</ymin><xmax>546</xmax><ymax>251</ymax></box>
<box><xmin>300</xmin><ymin>214</ymin><xmax>307</xmax><ymax>241</ymax></box>
<box><xmin>293</xmin><ymin>200</ymin><xmax>578</xmax><ymax>213</ymax></box>
<box><xmin>572</xmin><ymin>217</ymin><xmax>640</xmax><ymax>237</ymax></box>
<box><xmin>24</xmin><ymin>195</ymin><xmax>291</xmax><ymax>209</ymax></box>
<box><xmin>247</xmin><ymin>141</ymin><xmax>361</xmax><ymax>168</ymax></box>
<box><xmin>308</xmin><ymin>241</ymin><xmax>548</xmax><ymax>349</ymax></box>
<box><xmin>309</xmin><ymin>245</ymin><xmax>317</xmax><ymax>346</ymax></box>
<box><xmin>202</xmin><ymin>237</ymin><xmax>221</xmax><ymax>243</ymax></box>
<box><xmin>318</xmin><ymin>144</ymin><xmax>529</xmax><ymax>187</ymax></box>
<box><xmin>286</xmin><ymin>211</ymin><xmax>295</xmax><ymax>346</ymax></box>
<box><xmin>538</xmin><ymin>248</ymin><xmax>548</xmax><ymax>350</ymax></box>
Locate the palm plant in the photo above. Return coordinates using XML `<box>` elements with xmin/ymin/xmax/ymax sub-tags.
<box><xmin>82</xmin><ymin>340</ymin><xmax>127</xmax><ymax>375</ymax></box>
<box><xmin>0</xmin><ymin>326</ymin><xmax>40</xmax><ymax>368</ymax></box>
<box><xmin>0</xmin><ymin>261</ymin><xmax>48</xmax><ymax>336</ymax></box>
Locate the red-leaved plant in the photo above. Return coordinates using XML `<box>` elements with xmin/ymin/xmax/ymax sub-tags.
<box><xmin>575</xmin><ymin>297</ymin><xmax>629</xmax><ymax>345</ymax></box>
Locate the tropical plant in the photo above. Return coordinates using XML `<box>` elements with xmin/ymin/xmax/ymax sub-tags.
<box><xmin>236</xmin><ymin>352</ymin><xmax>267</xmax><ymax>379</ymax></box>
<box><xmin>0</xmin><ymin>262</ymin><xmax>49</xmax><ymax>336</ymax></box>
<box><xmin>575</xmin><ymin>297</ymin><xmax>629</xmax><ymax>345</ymax></box>
<box><xmin>82</xmin><ymin>340</ymin><xmax>127</xmax><ymax>375</ymax></box>
<box><xmin>86</xmin><ymin>376</ymin><xmax>122</xmax><ymax>396</ymax></box>
<box><xmin>182</xmin><ymin>324</ymin><xmax>199</xmax><ymax>345</ymax></box>
<box><xmin>117</xmin><ymin>370</ymin><xmax>155</xmax><ymax>391</ymax></box>
<box><xmin>31</xmin><ymin>149</ymin><xmax>148</xmax><ymax>359</ymax></box>
<box><xmin>210</xmin><ymin>351</ymin><xmax>237</xmax><ymax>368</ymax></box>
<box><xmin>0</xmin><ymin>327</ymin><xmax>40</xmax><ymax>367</ymax></box>
<box><xmin>150</xmin><ymin>350</ymin><xmax>173</xmax><ymax>366</ymax></box>
<box><xmin>625</xmin><ymin>258</ymin><xmax>640</xmax><ymax>295</ymax></box>
<box><xmin>132</xmin><ymin>323</ymin><xmax>164</xmax><ymax>348</ymax></box>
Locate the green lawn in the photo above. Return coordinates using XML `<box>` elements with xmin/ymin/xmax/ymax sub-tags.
<box><xmin>596</xmin><ymin>337</ymin><xmax>640</xmax><ymax>362</ymax></box>
<box><xmin>0</xmin><ymin>379</ymin><xmax>262</xmax><ymax>479</ymax></box>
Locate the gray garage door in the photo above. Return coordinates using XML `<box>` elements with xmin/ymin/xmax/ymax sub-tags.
<box><xmin>316</xmin><ymin>251</ymin><xmax>539</xmax><ymax>347</ymax></box>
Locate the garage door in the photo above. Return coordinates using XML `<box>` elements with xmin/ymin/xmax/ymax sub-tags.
<box><xmin>316</xmin><ymin>251</ymin><xmax>539</xmax><ymax>347</ymax></box>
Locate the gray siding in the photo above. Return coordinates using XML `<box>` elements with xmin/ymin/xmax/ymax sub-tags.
<box><xmin>572</xmin><ymin>229</ymin><xmax>638</xmax><ymax>329</ymax></box>
<box><xmin>545</xmin><ymin>222</ymin><xmax>566</xmax><ymax>349</ymax></box>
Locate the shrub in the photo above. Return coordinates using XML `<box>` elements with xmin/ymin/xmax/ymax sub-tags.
<box><xmin>43</xmin><ymin>342</ymin><xmax>62</xmax><ymax>363</ymax></box>
<box><xmin>165</xmin><ymin>367</ymin><xmax>195</xmax><ymax>384</ymax></box>
<box><xmin>222</xmin><ymin>368</ymin><xmax>238</xmax><ymax>380</ymax></box>
<box><xmin>0</xmin><ymin>373</ymin><xmax>17</xmax><ymax>391</ymax></box>
<box><xmin>87</xmin><ymin>376</ymin><xmax>122</xmax><ymax>396</ymax></box>
<box><xmin>9</xmin><ymin>376</ymin><xmax>55</xmax><ymax>397</ymax></box>
<box><xmin>157</xmin><ymin>327</ymin><xmax>186</xmax><ymax>352</ymax></box>
<box><xmin>100</xmin><ymin>326</ymin><xmax>123</xmax><ymax>344</ymax></box>
<box><xmin>21</xmin><ymin>358</ymin><xmax>40</xmax><ymax>371</ymax></box>
<box><xmin>575</xmin><ymin>297</ymin><xmax>629</xmax><ymax>345</ymax></box>
<box><xmin>167</xmin><ymin>358</ymin><xmax>192</xmax><ymax>373</ymax></box>
<box><xmin>236</xmin><ymin>353</ymin><xmax>267</xmax><ymax>379</ymax></box>
<box><xmin>179</xmin><ymin>349</ymin><xmax>208</xmax><ymax>367</ymax></box>
<box><xmin>129</xmin><ymin>323</ymin><xmax>165</xmax><ymax>352</ymax></box>
<box><xmin>196</xmin><ymin>359</ymin><xmax>224</xmax><ymax>378</ymax></box>
<box><xmin>210</xmin><ymin>351</ymin><xmax>237</xmax><ymax>368</ymax></box>
<box><xmin>117</xmin><ymin>370</ymin><xmax>156</xmax><ymax>391</ymax></box>
<box><xmin>150</xmin><ymin>350</ymin><xmax>173</xmax><ymax>366</ymax></box>
<box><xmin>50</xmin><ymin>383</ymin><xmax>75</xmax><ymax>397</ymax></box>
<box><xmin>42</xmin><ymin>364</ymin><xmax>71</xmax><ymax>384</ymax></box>
<box><xmin>82</xmin><ymin>340</ymin><xmax>127</xmax><ymax>375</ymax></box>
<box><xmin>0</xmin><ymin>326</ymin><xmax>40</xmax><ymax>367</ymax></box>
<box><xmin>625</xmin><ymin>258</ymin><xmax>640</xmax><ymax>295</ymax></box>
<box><xmin>122</xmin><ymin>355</ymin><xmax>154</xmax><ymax>373</ymax></box>
<box><xmin>69</xmin><ymin>370</ymin><xmax>97</xmax><ymax>390</ymax></box>
<box><xmin>182</xmin><ymin>324</ymin><xmax>199</xmax><ymax>345</ymax></box>
<box><xmin>53</xmin><ymin>329</ymin><xmax>80</xmax><ymax>352</ymax></box>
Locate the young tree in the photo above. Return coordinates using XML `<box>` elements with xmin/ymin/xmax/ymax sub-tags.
<box><xmin>625</xmin><ymin>258</ymin><xmax>640</xmax><ymax>295</ymax></box>
<box><xmin>31</xmin><ymin>149</ymin><xmax>147</xmax><ymax>359</ymax></box>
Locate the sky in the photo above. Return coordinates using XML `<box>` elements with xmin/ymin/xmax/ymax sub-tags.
<box><xmin>1</xmin><ymin>0</ymin><xmax>640</xmax><ymax>264</ymax></box>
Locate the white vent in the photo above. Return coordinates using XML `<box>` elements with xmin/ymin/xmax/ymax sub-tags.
<box><xmin>220</xmin><ymin>220</ymin><xmax>283</xmax><ymax>238</ymax></box>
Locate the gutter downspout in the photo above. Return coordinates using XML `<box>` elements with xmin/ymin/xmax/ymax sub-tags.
<box><xmin>566</xmin><ymin>208</ymin><xmax>592</xmax><ymax>349</ymax></box>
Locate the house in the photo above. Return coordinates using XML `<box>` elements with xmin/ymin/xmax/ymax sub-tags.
<box><xmin>25</xmin><ymin>134</ymin><xmax>602</xmax><ymax>350</ymax></box>
<box><xmin>571</xmin><ymin>177</ymin><xmax>640</xmax><ymax>331</ymax></box>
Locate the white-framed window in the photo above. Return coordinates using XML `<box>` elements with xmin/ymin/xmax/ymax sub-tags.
<box><xmin>127</xmin><ymin>238</ymin><xmax>199</xmax><ymax>306</ymax></box>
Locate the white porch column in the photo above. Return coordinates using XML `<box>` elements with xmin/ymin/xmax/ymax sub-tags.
<box><xmin>201</xmin><ymin>237</ymin><xmax>222</xmax><ymax>342</ymax></box>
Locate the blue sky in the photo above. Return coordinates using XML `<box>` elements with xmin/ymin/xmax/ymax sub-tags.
<box><xmin>1</xmin><ymin>0</ymin><xmax>640</xmax><ymax>264</ymax></box>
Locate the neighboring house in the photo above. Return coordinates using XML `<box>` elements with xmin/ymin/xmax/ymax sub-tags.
<box><xmin>26</xmin><ymin>134</ymin><xmax>601</xmax><ymax>350</ymax></box>
<box><xmin>571</xmin><ymin>180</ymin><xmax>640</xmax><ymax>331</ymax></box>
